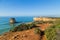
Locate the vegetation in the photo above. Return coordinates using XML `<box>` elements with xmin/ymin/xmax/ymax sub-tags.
<box><xmin>9</xmin><ymin>19</ymin><xmax>60</xmax><ymax>40</ymax></box>
<box><xmin>45</xmin><ymin>19</ymin><xmax>60</xmax><ymax>40</ymax></box>
<box><xmin>34</xmin><ymin>27</ymin><xmax>41</xmax><ymax>34</ymax></box>
<box><xmin>10</xmin><ymin>23</ymin><xmax>37</xmax><ymax>32</ymax></box>
<box><xmin>45</xmin><ymin>25</ymin><xmax>57</xmax><ymax>40</ymax></box>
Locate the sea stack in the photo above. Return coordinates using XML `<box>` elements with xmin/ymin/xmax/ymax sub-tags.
<box><xmin>10</xmin><ymin>18</ymin><xmax>16</xmax><ymax>24</ymax></box>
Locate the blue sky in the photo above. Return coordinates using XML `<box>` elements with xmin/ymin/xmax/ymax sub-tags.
<box><xmin>0</xmin><ymin>0</ymin><xmax>60</xmax><ymax>17</ymax></box>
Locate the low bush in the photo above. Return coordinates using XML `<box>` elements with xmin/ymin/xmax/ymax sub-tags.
<box><xmin>45</xmin><ymin>26</ymin><xmax>57</xmax><ymax>40</ymax></box>
<box><xmin>10</xmin><ymin>23</ymin><xmax>37</xmax><ymax>32</ymax></box>
<box><xmin>34</xmin><ymin>27</ymin><xmax>41</xmax><ymax>34</ymax></box>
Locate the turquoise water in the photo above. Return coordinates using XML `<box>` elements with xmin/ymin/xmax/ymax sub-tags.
<box><xmin>0</xmin><ymin>16</ymin><xmax>33</xmax><ymax>34</ymax></box>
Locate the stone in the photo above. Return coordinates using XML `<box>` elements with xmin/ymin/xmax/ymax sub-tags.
<box><xmin>10</xmin><ymin>18</ymin><xmax>16</xmax><ymax>24</ymax></box>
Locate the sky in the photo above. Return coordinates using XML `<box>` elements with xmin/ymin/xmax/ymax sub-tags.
<box><xmin>0</xmin><ymin>0</ymin><xmax>60</xmax><ymax>17</ymax></box>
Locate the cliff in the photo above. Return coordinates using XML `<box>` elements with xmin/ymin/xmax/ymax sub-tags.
<box><xmin>33</xmin><ymin>17</ymin><xmax>56</xmax><ymax>22</ymax></box>
<box><xmin>0</xmin><ymin>23</ymin><xmax>50</xmax><ymax>40</ymax></box>
<box><xmin>0</xmin><ymin>29</ymin><xmax>41</xmax><ymax>40</ymax></box>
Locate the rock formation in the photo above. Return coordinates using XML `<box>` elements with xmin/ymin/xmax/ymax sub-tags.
<box><xmin>10</xmin><ymin>18</ymin><xmax>16</xmax><ymax>24</ymax></box>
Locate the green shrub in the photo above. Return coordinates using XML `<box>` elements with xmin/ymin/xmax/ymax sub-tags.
<box><xmin>45</xmin><ymin>26</ymin><xmax>57</xmax><ymax>40</ymax></box>
<box><xmin>10</xmin><ymin>23</ymin><xmax>37</xmax><ymax>32</ymax></box>
<box><xmin>34</xmin><ymin>27</ymin><xmax>41</xmax><ymax>34</ymax></box>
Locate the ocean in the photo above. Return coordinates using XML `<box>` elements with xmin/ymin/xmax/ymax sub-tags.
<box><xmin>0</xmin><ymin>16</ymin><xmax>33</xmax><ymax>34</ymax></box>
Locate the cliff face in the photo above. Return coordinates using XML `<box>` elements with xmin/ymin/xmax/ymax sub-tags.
<box><xmin>33</xmin><ymin>17</ymin><xmax>56</xmax><ymax>22</ymax></box>
<box><xmin>0</xmin><ymin>23</ymin><xmax>50</xmax><ymax>40</ymax></box>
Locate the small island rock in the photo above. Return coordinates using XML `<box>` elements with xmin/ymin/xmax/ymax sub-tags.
<box><xmin>10</xmin><ymin>18</ymin><xmax>16</xmax><ymax>24</ymax></box>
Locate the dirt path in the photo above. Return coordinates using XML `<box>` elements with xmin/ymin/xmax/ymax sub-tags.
<box><xmin>36</xmin><ymin>23</ymin><xmax>51</xmax><ymax>40</ymax></box>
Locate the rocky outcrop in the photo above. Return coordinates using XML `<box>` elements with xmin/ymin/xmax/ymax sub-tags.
<box><xmin>10</xmin><ymin>18</ymin><xmax>16</xmax><ymax>24</ymax></box>
<box><xmin>0</xmin><ymin>23</ymin><xmax>51</xmax><ymax>40</ymax></box>
<box><xmin>33</xmin><ymin>17</ymin><xmax>56</xmax><ymax>22</ymax></box>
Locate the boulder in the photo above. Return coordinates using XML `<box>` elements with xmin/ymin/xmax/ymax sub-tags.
<box><xmin>10</xmin><ymin>18</ymin><xmax>16</xmax><ymax>24</ymax></box>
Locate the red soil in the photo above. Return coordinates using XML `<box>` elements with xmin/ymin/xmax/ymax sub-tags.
<box><xmin>0</xmin><ymin>23</ymin><xmax>50</xmax><ymax>40</ymax></box>
<box><xmin>36</xmin><ymin>23</ymin><xmax>51</xmax><ymax>31</ymax></box>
